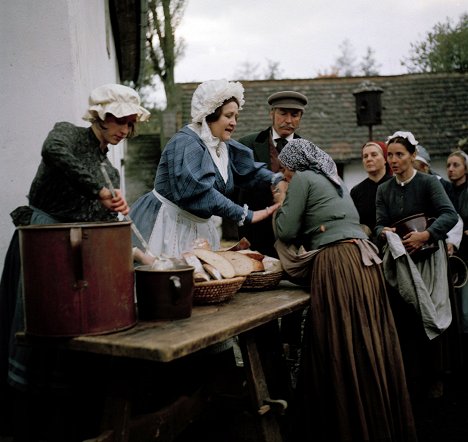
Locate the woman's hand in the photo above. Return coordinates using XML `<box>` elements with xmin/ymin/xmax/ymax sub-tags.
<box><xmin>447</xmin><ymin>242</ymin><xmax>455</xmax><ymax>256</ymax></box>
<box><xmin>251</xmin><ymin>202</ymin><xmax>281</xmax><ymax>224</ymax></box>
<box><xmin>402</xmin><ymin>230</ymin><xmax>430</xmax><ymax>254</ymax></box>
<box><xmin>132</xmin><ymin>247</ymin><xmax>156</xmax><ymax>265</ymax></box>
<box><xmin>272</xmin><ymin>180</ymin><xmax>288</xmax><ymax>205</ymax></box>
<box><xmin>98</xmin><ymin>187</ymin><xmax>129</xmax><ymax>215</ymax></box>
<box><xmin>380</xmin><ymin>227</ymin><xmax>396</xmax><ymax>241</ymax></box>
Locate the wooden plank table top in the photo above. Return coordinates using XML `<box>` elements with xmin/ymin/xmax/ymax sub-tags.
<box><xmin>64</xmin><ymin>281</ymin><xmax>310</xmax><ymax>363</ymax></box>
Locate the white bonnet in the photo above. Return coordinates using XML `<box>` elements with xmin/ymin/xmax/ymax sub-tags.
<box><xmin>386</xmin><ymin>131</ymin><xmax>419</xmax><ymax>147</ymax></box>
<box><xmin>191</xmin><ymin>79</ymin><xmax>245</xmax><ymax>124</ymax></box>
<box><xmin>82</xmin><ymin>84</ymin><xmax>150</xmax><ymax>122</ymax></box>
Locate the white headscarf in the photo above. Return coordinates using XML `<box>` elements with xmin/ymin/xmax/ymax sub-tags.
<box><xmin>188</xmin><ymin>80</ymin><xmax>245</xmax><ymax>183</ymax></box>
<box><xmin>82</xmin><ymin>84</ymin><xmax>150</xmax><ymax>122</ymax></box>
<box><xmin>190</xmin><ymin>79</ymin><xmax>244</xmax><ymax>123</ymax></box>
<box><xmin>386</xmin><ymin>131</ymin><xmax>419</xmax><ymax>147</ymax></box>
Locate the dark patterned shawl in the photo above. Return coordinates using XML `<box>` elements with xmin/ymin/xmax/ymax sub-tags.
<box><xmin>278</xmin><ymin>138</ymin><xmax>343</xmax><ymax>196</ymax></box>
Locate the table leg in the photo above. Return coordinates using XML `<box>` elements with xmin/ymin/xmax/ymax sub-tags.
<box><xmin>238</xmin><ymin>330</ymin><xmax>286</xmax><ymax>442</ymax></box>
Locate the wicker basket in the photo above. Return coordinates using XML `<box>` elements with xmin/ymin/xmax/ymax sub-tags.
<box><xmin>242</xmin><ymin>271</ymin><xmax>283</xmax><ymax>291</ymax></box>
<box><xmin>193</xmin><ymin>276</ymin><xmax>246</xmax><ymax>305</ymax></box>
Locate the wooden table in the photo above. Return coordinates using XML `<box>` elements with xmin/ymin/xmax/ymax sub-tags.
<box><xmin>23</xmin><ymin>282</ymin><xmax>310</xmax><ymax>442</ymax></box>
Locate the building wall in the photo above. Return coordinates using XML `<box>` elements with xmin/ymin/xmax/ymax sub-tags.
<box><xmin>0</xmin><ymin>0</ymin><xmax>124</xmax><ymax>269</ymax></box>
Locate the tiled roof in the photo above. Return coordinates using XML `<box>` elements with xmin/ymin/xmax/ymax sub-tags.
<box><xmin>179</xmin><ymin>73</ymin><xmax>468</xmax><ymax>162</ymax></box>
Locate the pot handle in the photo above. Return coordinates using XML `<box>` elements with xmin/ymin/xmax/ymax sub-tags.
<box><xmin>70</xmin><ymin>227</ymin><xmax>88</xmax><ymax>290</ymax></box>
<box><xmin>169</xmin><ymin>275</ymin><xmax>182</xmax><ymax>304</ymax></box>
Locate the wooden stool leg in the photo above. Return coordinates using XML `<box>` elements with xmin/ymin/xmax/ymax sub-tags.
<box><xmin>238</xmin><ymin>331</ymin><xmax>285</xmax><ymax>442</ymax></box>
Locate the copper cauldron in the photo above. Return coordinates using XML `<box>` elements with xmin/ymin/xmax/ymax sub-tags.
<box><xmin>392</xmin><ymin>213</ymin><xmax>439</xmax><ymax>261</ymax></box>
<box><xmin>19</xmin><ymin>221</ymin><xmax>137</xmax><ymax>337</ymax></box>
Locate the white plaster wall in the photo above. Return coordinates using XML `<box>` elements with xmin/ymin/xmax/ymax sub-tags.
<box><xmin>0</xmin><ymin>0</ymin><xmax>125</xmax><ymax>269</ymax></box>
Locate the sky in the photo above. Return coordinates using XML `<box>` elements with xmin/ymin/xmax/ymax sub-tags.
<box><xmin>145</xmin><ymin>0</ymin><xmax>466</xmax><ymax>106</ymax></box>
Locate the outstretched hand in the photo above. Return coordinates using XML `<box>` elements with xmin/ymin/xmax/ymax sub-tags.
<box><xmin>251</xmin><ymin>202</ymin><xmax>281</xmax><ymax>224</ymax></box>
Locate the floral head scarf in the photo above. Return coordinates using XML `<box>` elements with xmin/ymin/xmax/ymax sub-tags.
<box><xmin>278</xmin><ymin>138</ymin><xmax>343</xmax><ymax>196</ymax></box>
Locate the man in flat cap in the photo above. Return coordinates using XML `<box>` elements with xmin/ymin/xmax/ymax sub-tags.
<box><xmin>236</xmin><ymin>91</ymin><xmax>308</xmax><ymax>380</ymax></box>
<box><xmin>237</xmin><ymin>90</ymin><xmax>308</xmax><ymax>257</ymax></box>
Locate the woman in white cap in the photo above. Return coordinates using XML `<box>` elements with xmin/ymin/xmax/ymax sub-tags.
<box><xmin>15</xmin><ymin>83</ymin><xmax>150</xmax><ymax>225</ymax></box>
<box><xmin>130</xmin><ymin>79</ymin><xmax>282</xmax><ymax>258</ymax></box>
<box><xmin>375</xmin><ymin>131</ymin><xmax>459</xmax><ymax>402</ymax></box>
<box><xmin>0</xmin><ymin>84</ymin><xmax>149</xmax><ymax>440</ymax></box>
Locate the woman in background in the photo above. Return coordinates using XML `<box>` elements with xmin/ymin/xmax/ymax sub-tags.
<box><xmin>375</xmin><ymin>131</ymin><xmax>458</xmax><ymax>402</ymax></box>
<box><xmin>447</xmin><ymin>151</ymin><xmax>468</xmax><ymax>336</ymax></box>
<box><xmin>350</xmin><ymin>140</ymin><xmax>392</xmax><ymax>242</ymax></box>
<box><xmin>273</xmin><ymin>138</ymin><xmax>417</xmax><ymax>441</ymax></box>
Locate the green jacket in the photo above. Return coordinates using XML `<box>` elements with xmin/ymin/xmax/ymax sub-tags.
<box><xmin>275</xmin><ymin>170</ymin><xmax>367</xmax><ymax>250</ymax></box>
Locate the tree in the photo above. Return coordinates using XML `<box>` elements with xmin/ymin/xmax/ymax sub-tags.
<box><xmin>333</xmin><ymin>39</ymin><xmax>357</xmax><ymax>77</ymax></box>
<box><xmin>359</xmin><ymin>47</ymin><xmax>381</xmax><ymax>76</ymax></box>
<box><xmin>234</xmin><ymin>61</ymin><xmax>261</xmax><ymax>80</ymax></box>
<box><xmin>401</xmin><ymin>13</ymin><xmax>468</xmax><ymax>73</ymax></box>
<box><xmin>145</xmin><ymin>0</ymin><xmax>187</xmax><ymax>110</ymax></box>
<box><xmin>263</xmin><ymin>59</ymin><xmax>284</xmax><ymax>80</ymax></box>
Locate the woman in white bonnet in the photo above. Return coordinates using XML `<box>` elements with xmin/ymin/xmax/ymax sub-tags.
<box><xmin>376</xmin><ymin>130</ymin><xmax>459</xmax><ymax>403</ymax></box>
<box><xmin>130</xmin><ymin>79</ymin><xmax>283</xmax><ymax>258</ymax></box>
<box><xmin>14</xmin><ymin>83</ymin><xmax>150</xmax><ymax>226</ymax></box>
<box><xmin>0</xmin><ymin>83</ymin><xmax>149</xmax><ymax>440</ymax></box>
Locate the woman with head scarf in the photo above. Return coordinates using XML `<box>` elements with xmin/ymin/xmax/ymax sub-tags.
<box><xmin>350</xmin><ymin>140</ymin><xmax>392</xmax><ymax>241</ymax></box>
<box><xmin>0</xmin><ymin>84</ymin><xmax>149</xmax><ymax>440</ymax></box>
<box><xmin>130</xmin><ymin>79</ymin><xmax>282</xmax><ymax>258</ymax></box>
<box><xmin>273</xmin><ymin>138</ymin><xmax>417</xmax><ymax>441</ymax></box>
<box><xmin>375</xmin><ymin>131</ymin><xmax>459</xmax><ymax>402</ymax></box>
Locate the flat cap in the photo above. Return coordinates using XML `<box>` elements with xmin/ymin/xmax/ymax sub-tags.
<box><xmin>267</xmin><ymin>90</ymin><xmax>308</xmax><ymax>111</ymax></box>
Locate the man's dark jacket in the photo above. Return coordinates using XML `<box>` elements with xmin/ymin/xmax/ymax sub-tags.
<box><xmin>235</xmin><ymin>128</ymin><xmax>301</xmax><ymax>257</ymax></box>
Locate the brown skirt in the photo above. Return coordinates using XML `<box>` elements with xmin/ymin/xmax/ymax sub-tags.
<box><xmin>296</xmin><ymin>242</ymin><xmax>417</xmax><ymax>441</ymax></box>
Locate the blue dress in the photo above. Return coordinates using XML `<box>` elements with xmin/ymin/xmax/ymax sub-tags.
<box><xmin>130</xmin><ymin>126</ymin><xmax>274</xmax><ymax>250</ymax></box>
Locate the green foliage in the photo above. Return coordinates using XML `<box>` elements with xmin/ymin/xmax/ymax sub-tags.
<box><xmin>402</xmin><ymin>13</ymin><xmax>468</xmax><ymax>73</ymax></box>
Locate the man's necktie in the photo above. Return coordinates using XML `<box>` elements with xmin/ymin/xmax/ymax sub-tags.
<box><xmin>275</xmin><ymin>137</ymin><xmax>288</xmax><ymax>153</ymax></box>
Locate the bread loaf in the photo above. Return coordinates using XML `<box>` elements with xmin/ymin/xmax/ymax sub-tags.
<box><xmin>215</xmin><ymin>251</ymin><xmax>256</xmax><ymax>276</ymax></box>
<box><xmin>237</xmin><ymin>250</ymin><xmax>265</xmax><ymax>261</ymax></box>
<box><xmin>203</xmin><ymin>263</ymin><xmax>223</xmax><ymax>280</ymax></box>
<box><xmin>223</xmin><ymin>237</ymin><xmax>251</xmax><ymax>251</ymax></box>
<box><xmin>192</xmin><ymin>248</ymin><xmax>236</xmax><ymax>279</ymax></box>
<box><xmin>250</xmin><ymin>259</ymin><xmax>265</xmax><ymax>272</ymax></box>
<box><xmin>263</xmin><ymin>256</ymin><xmax>283</xmax><ymax>273</ymax></box>
<box><xmin>182</xmin><ymin>251</ymin><xmax>211</xmax><ymax>282</ymax></box>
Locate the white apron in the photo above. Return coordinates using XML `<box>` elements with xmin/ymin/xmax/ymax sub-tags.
<box><xmin>148</xmin><ymin>190</ymin><xmax>220</xmax><ymax>258</ymax></box>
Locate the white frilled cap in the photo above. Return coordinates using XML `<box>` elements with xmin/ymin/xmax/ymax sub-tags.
<box><xmin>386</xmin><ymin>130</ymin><xmax>419</xmax><ymax>147</ymax></box>
<box><xmin>82</xmin><ymin>84</ymin><xmax>150</xmax><ymax>122</ymax></box>
<box><xmin>191</xmin><ymin>79</ymin><xmax>245</xmax><ymax>123</ymax></box>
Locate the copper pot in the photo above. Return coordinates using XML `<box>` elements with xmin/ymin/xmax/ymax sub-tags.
<box><xmin>19</xmin><ymin>221</ymin><xmax>136</xmax><ymax>337</ymax></box>
<box><xmin>135</xmin><ymin>264</ymin><xmax>194</xmax><ymax>320</ymax></box>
